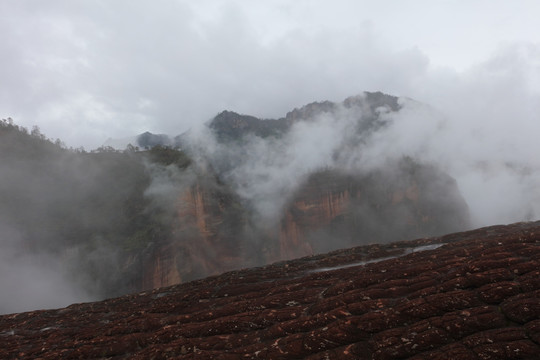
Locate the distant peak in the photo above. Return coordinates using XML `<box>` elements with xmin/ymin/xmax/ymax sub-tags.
<box><xmin>343</xmin><ymin>91</ymin><xmax>401</xmax><ymax>112</ymax></box>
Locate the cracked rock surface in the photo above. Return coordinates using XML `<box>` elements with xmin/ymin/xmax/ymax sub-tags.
<box><xmin>1</xmin><ymin>221</ymin><xmax>539</xmax><ymax>359</ymax></box>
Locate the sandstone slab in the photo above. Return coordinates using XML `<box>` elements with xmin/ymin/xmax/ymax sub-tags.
<box><xmin>1</xmin><ymin>222</ymin><xmax>540</xmax><ymax>359</ymax></box>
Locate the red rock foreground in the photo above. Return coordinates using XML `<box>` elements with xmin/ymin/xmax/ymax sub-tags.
<box><xmin>1</xmin><ymin>222</ymin><xmax>540</xmax><ymax>359</ymax></box>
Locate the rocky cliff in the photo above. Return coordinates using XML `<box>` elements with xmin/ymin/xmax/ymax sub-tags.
<box><xmin>139</xmin><ymin>158</ymin><xmax>470</xmax><ymax>290</ymax></box>
<box><xmin>141</xmin><ymin>178</ymin><xmax>249</xmax><ymax>289</ymax></box>
<box><xmin>2</xmin><ymin>221</ymin><xmax>539</xmax><ymax>359</ymax></box>
<box><xmin>137</xmin><ymin>92</ymin><xmax>471</xmax><ymax>290</ymax></box>
<box><xmin>278</xmin><ymin>161</ymin><xmax>470</xmax><ymax>260</ymax></box>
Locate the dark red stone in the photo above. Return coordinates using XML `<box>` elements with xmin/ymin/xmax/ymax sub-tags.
<box><xmin>1</xmin><ymin>221</ymin><xmax>540</xmax><ymax>359</ymax></box>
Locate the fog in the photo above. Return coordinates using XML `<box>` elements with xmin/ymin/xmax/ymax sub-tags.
<box><xmin>0</xmin><ymin>222</ymin><xmax>88</xmax><ymax>314</ymax></box>
<box><xmin>186</xmin><ymin>96</ymin><xmax>416</xmax><ymax>224</ymax></box>
<box><xmin>185</xmin><ymin>85</ymin><xmax>540</xmax><ymax>231</ymax></box>
<box><xmin>0</xmin><ymin>129</ymin><xmax>150</xmax><ymax>314</ymax></box>
<box><xmin>1</xmin><ymin>2</ymin><xmax>537</xmax><ymax>229</ymax></box>
<box><xmin>0</xmin><ymin>86</ymin><xmax>538</xmax><ymax>313</ymax></box>
<box><xmin>413</xmin><ymin>47</ymin><xmax>540</xmax><ymax>225</ymax></box>
<box><xmin>1</xmin><ymin>1</ymin><xmax>538</xmax><ymax>149</ymax></box>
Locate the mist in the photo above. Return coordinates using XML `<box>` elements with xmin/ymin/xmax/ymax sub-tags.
<box><xmin>178</xmin><ymin>63</ymin><xmax>540</xmax><ymax>239</ymax></box>
<box><xmin>183</xmin><ymin>95</ymin><xmax>462</xmax><ymax>231</ymax></box>
<box><xmin>0</xmin><ymin>124</ymin><xmax>157</xmax><ymax>314</ymax></box>
<box><xmin>1</xmin><ymin>3</ymin><xmax>538</xmax><ymax>230</ymax></box>
<box><xmin>0</xmin><ymin>222</ymin><xmax>89</xmax><ymax>314</ymax></box>
<box><xmin>2</xmin><ymin>81</ymin><xmax>539</xmax><ymax>314</ymax></box>
<box><xmin>409</xmin><ymin>46</ymin><xmax>540</xmax><ymax>226</ymax></box>
<box><xmin>1</xmin><ymin>2</ymin><xmax>538</xmax><ymax>151</ymax></box>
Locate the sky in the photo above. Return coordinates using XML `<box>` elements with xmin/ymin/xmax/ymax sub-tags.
<box><xmin>0</xmin><ymin>0</ymin><xmax>538</xmax><ymax>150</ymax></box>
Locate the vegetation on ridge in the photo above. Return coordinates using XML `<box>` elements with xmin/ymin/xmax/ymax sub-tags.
<box><xmin>0</xmin><ymin>119</ymin><xmax>193</xmax><ymax>298</ymax></box>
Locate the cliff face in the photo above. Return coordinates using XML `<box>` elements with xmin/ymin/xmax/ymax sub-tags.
<box><xmin>278</xmin><ymin>172</ymin><xmax>355</xmax><ymax>260</ymax></box>
<box><xmin>138</xmin><ymin>92</ymin><xmax>471</xmax><ymax>290</ymax></box>
<box><xmin>139</xmin><ymin>159</ymin><xmax>470</xmax><ymax>290</ymax></box>
<box><xmin>278</xmin><ymin>161</ymin><xmax>471</xmax><ymax>260</ymax></box>
<box><xmin>141</xmin><ymin>180</ymin><xmax>248</xmax><ymax>289</ymax></box>
<box><xmin>141</xmin><ymin>242</ymin><xmax>182</xmax><ymax>290</ymax></box>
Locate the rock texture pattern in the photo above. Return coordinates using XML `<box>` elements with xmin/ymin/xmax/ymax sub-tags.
<box><xmin>1</xmin><ymin>221</ymin><xmax>539</xmax><ymax>359</ymax></box>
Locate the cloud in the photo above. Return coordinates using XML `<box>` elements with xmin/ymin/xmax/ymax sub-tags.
<box><xmin>0</xmin><ymin>1</ymin><xmax>433</xmax><ymax>149</ymax></box>
<box><xmin>193</xmin><ymin>95</ymin><xmax>431</xmax><ymax>225</ymax></box>
<box><xmin>0</xmin><ymin>223</ymin><xmax>89</xmax><ymax>314</ymax></box>
<box><xmin>1</xmin><ymin>1</ymin><xmax>539</xmax><ymax>228</ymax></box>
<box><xmin>372</xmin><ymin>43</ymin><xmax>540</xmax><ymax>226</ymax></box>
<box><xmin>190</xmin><ymin>39</ymin><xmax>540</xmax><ymax>229</ymax></box>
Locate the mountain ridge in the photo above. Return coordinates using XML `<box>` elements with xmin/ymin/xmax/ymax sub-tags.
<box><xmin>103</xmin><ymin>91</ymin><xmax>404</xmax><ymax>149</ymax></box>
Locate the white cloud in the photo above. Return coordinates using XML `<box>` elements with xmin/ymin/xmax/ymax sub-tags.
<box><xmin>0</xmin><ymin>224</ymin><xmax>89</xmax><ymax>314</ymax></box>
<box><xmin>0</xmin><ymin>0</ymin><xmax>539</xmax><ymax>228</ymax></box>
<box><xmin>1</xmin><ymin>0</ymin><xmax>537</xmax><ymax>150</ymax></box>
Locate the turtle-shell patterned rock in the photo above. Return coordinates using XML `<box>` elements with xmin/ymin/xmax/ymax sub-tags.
<box><xmin>1</xmin><ymin>221</ymin><xmax>539</xmax><ymax>359</ymax></box>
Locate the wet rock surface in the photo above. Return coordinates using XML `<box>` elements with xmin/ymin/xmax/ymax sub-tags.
<box><xmin>1</xmin><ymin>221</ymin><xmax>540</xmax><ymax>359</ymax></box>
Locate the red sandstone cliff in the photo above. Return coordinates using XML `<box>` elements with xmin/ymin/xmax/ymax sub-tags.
<box><xmin>278</xmin><ymin>163</ymin><xmax>470</xmax><ymax>261</ymax></box>
<box><xmin>140</xmin><ymin>160</ymin><xmax>470</xmax><ymax>291</ymax></box>
<box><xmin>278</xmin><ymin>178</ymin><xmax>353</xmax><ymax>260</ymax></box>
<box><xmin>141</xmin><ymin>180</ymin><xmax>247</xmax><ymax>289</ymax></box>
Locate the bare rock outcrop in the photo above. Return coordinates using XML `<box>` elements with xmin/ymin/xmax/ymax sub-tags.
<box><xmin>1</xmin><ymin>221</ymin><xmax>539</xmax><ymax>359</ymax></box>
<box><xmin>142</xmin><ymin>181</ymin><xmax>248</xmax><ymax>289</ymax></box>
<box><xmin>278</xmin><ymin>162</ymin><xmax>470</xmax><ymax>260</ymax></box>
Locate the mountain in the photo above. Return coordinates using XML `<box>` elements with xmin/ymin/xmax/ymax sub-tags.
<box><xmin>103</xmin><ymin>132</ymin><xmax>173</xmax><ymax>150</ymax></box>
<box><xmin>138</xmin><ymin>92</ymin><xmax>470</xmax><ymax>289</ymax></box>
<box><xmin>278</xmin><ymin>163</ymin><xmax>469</xmax><ymax>259</ymax></box>
<box><xmin>0</xmin><ymin>92</ymin><xmax>471</xmax><ymax>312</ymax></box>
<box><xmin>104</xmin><ymin>91</ymin><xmax>402</xmax><ymax>149</ymax></box>
<box><xmin>208</xmin><ymin>91</ymin><xmax>401</xmax><ymax>143</ymax></box>
<box><xmin>1</xmin><ymin>221</ymin><xmax>539</xmax><ymax>358</ymax></box>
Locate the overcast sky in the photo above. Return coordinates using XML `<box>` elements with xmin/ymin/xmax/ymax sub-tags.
<box><xmin>0</xmin><ymin>0</ymin><xmax>539</xmax><ymax>149</ymax></box>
